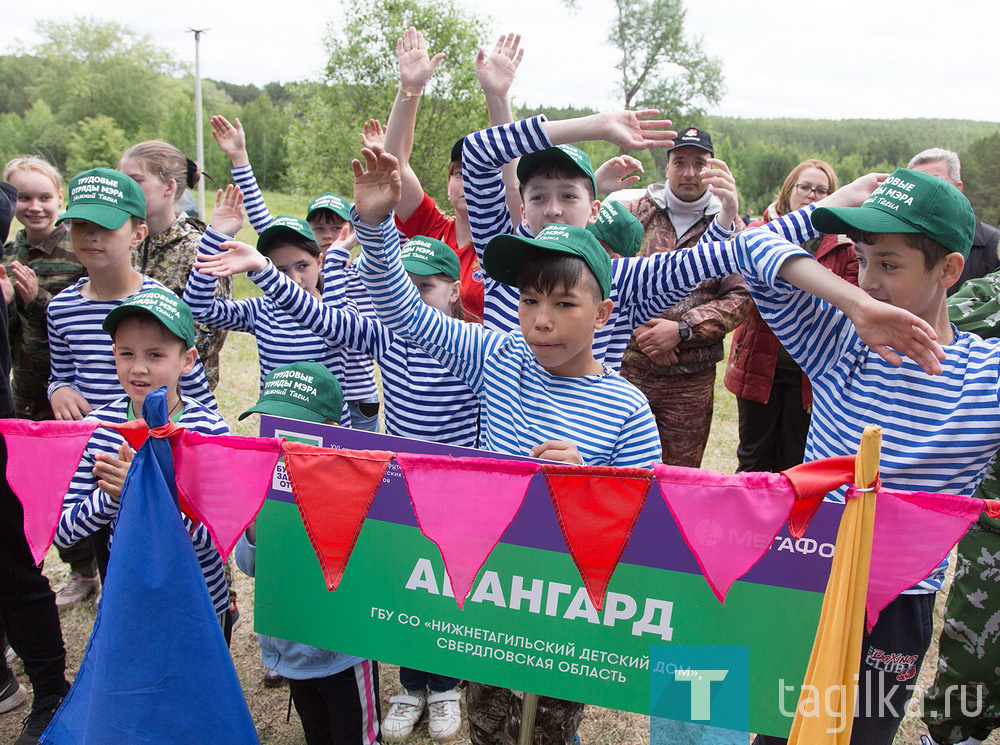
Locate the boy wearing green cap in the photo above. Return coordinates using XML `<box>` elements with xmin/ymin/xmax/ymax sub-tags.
<box><xmin>53</xmin><ymin>288</ymin><xmax>230</xmax><ymax>623</ymax></box>
<box><xmin>45</xmin><ymin>168</ymin><xmax>217</xmax><ymax>423</ymax></box>
<box><xmin>716</xmin><ymin>169</ymin><xmax>1000</xmax><ymax>745</ymax></box>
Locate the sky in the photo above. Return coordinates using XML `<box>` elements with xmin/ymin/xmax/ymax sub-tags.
<box><xmin>5</xmin><ymin>0</ymin><xmax>1000</xmax><ymax>121</ymax></box>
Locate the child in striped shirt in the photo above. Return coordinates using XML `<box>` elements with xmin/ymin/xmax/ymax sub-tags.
<box><xmin>210</xmin><ymin>115</ymin><xmax>382</xmax><ymax>432</ymax></box>
<box><xmin>46</xmin><ymin>168</ymin><xmax>217</xmax><ymax>420</ymax></box>
<box><xmin>182</xmin><ymin>186</ymin><xmax>352</xmax><ymax>425</ymax></box>
<box><xmin>54</xmin><ymin>289</ymin><xmax>230</xmax><ymax>621</ymax></box>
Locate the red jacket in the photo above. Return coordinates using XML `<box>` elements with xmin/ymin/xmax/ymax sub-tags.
<box><xmin>724</xmin><ymin>209</ymin><xmax>858</xmax><ymax>407</ymax></box>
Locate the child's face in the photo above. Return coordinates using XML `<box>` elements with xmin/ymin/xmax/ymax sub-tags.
<box><xmin>518</xmin><ymin>277</ymin><xmax>613</xmax><ymax>377</ymax></box>
<box><xmin>447</xmin><ymin>166</ymin><xmax>466</xmax><ymax>215</ymax></box>
<box><xmin>69</xmin><ymin>218</ymin><xmax>147</xmax><ymax>272</ymax></box>
<box><xmin>520</xmin><ymin>177</ymin><xmax>600</xmax><ymax>235</ymax></box>
<box><xmin>9</xmin><ymin>170</ymin><xmax>62</xmax><ymax>238</ymax></box>
<box><xmin>855</xmin><ymin>234</ymin><xmax>962</xmax><ymax>320</ymax></box>
<box><xmin>407</xmin><ymin>272</ymin><xmax>460</xmax><ymax>314</ymax></box>
<box><xmin>112</xmin><ymin>316</ymin><xmax>197</xmax><ymax>411</ymax></box>
<box><xmin>308</xmin><ymin>214</ymin><xmax>350</xmax><ymax>250</ymax></box>
<box><xmin>119</xmin><ymin>157</ymin><xmax>174</xmax><ymax>217</ymax></box>
<box><xmin>666</xmin><ymin>146</ymin><xmax>710</xmax><ymax>202</ymax></box>
<box><xmin>267</xmin><ymin>243</ymin><xmax>323</xmax><ymax>296</ymax></box>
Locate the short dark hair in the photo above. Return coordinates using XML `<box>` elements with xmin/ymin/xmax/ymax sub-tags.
<box><xmin>516</xmin><ymin>252</ymin><xmax>602</xmax><ymax>302</ymax></box>
<box><xmin>308</xmin><ymin>210</ymin><xmax>346</xmax><ymax>225</ymax></box>
<box><xmin>518</xmin><ymin>161</ymin><xmax>596</xmax><ymax>201</ymax></box>
<box><xmin>845</xmin><ymin>228</ymin><xmax>950</xmax><ymax>270</ymax></box>
<box><xmin>112</xmin><ymin>313</ymin><xmax>188</xmax><ymax>353</ymax></box>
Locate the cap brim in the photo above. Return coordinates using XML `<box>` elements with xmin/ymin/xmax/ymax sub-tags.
<box><xmin>482</xmin><ymin>234</ymin><xmax>553</xmax><ymax>287</ymax></box>
<box><xmin>238</xmin><ymin>398</ymin><xmax>329</xmax><ymax>423</ymax></box>
<box><xmin>57</xmin><ymin>203</ymin><xmax>131</xmax><ymax>230</ymax></box>
<box><xmin>401</xmin><ymin>257</ymin><xmax>458</xmax><ymax>280</ymax></box>
<box><xmin>811</xmin><ymin>205</ymin><xmax>923</xmax><ymax>236</ymax></box>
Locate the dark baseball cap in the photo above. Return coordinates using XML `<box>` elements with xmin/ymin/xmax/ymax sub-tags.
<box><xmin>672</xmin><ymin>127</ymin><xmax>713</xmax><ymax>155</ymax></box>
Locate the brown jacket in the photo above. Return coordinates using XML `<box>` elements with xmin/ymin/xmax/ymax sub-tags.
<box><xmin>621</xmin><ymin>193</ymin><xmax>751</xmax><ymax>375</ymax></box>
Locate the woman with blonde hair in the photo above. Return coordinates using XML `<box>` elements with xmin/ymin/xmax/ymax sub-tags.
<box><xmin>724</xmin><ymin>158</ymin><xmax>857</xmax><ymax>472</ymax></box>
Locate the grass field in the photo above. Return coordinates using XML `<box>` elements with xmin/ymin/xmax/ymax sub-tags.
<box><xmin>2</xmin><ymin>194</ymin><xmax>995</xmax><ymax>743</ymax></box>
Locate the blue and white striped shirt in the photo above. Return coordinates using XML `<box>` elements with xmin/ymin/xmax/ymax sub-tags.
<box><xmin>730</xmin><ymin>220</ymin><xmax>1000</xmax><ymax>592</ymax></box>
<box><xmin>231</xmin><ymin>164</ymin><xmax>379</xmax><ymax>402</ymax></box>
<box><xmin>354</xmin><ymin>214</ymin><xmax>663</xmax><ymax>468</ymax></box>
<box><xmin>461</xmin><ymin>116</ymin><xmax>739</xmax><ymax>371</ymax></box>
<box><xmin>54</xmin><ymin>396</ymin><xmax>230</xmax><ymax>614</ymax></box>
<box><xmin>182</xmin><ymin>227</ymin><xmax>351</xmax><ymax>425</ymax></box>
<box><xmin>46</xmin><ymin>276</ymin><xmax>217</xmax><ymax>412</ymax></box>
<box><xmin>250</xmin><ymin>260</ymin><xmax>479</xmax><ymax>447</ymax></box>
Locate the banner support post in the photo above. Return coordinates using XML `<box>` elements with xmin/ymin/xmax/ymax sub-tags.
<box><xmin>517</xmin><ymin>692</ymin><xmax>539</xmax><ymax>745</ymax></box>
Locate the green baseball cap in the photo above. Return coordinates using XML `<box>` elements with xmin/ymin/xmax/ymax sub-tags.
<box><xmin>306</xmin><ymin>193</ymin><xmax>351</xmax><ymax>222</ymax></box>
<box><xmin>239</xmin><ymin>362</ymin><xmax>343</xmax><ymax>423</ymax></box>
<box><xmin>812</xmin><ymin>168</ymin><xmax>975</xmax><ymax>258</ymax></box>
<box><xmin>483</xmin><ymin>223</ymin><xmax>612</xmax><ymax>300</ymax></box>
<box><xmin>401</xmin><ymin>236</ymin><xmax>460</xmax><ymax>281</ymax></box>
<box><xmin>587</xmin><ymin>201</ymin><xmax>644</xmax><ymax>257</ymax></box>
<box><xmin>57</xmin><ymin>168</ymin><xmax>146</xmax><ymax>230</ymax></box>
<box><xmin>258</xmin><ymin>216</ymin><xmax>318</xmax><ymax>254</ymax></box>
<box><xmin>103</xmin><ymin>288</ymin><xmax>196</xmax><ymax>349</ymax></box>
<box><xmin>517</xmin><ymin>145</ymin><xmax>598</xmax><ymax>197</ymax></box>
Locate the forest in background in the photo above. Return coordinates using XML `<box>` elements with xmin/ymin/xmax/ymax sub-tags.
<box><xmin>2</xmin><ymin>14</ymin><xmax>1000</xmax><ymax>223</ymax></box>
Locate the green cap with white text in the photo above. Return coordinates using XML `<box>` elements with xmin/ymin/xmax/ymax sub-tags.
<box><xmin>401</xmin><ymin>236</ymin><xmax>461</xmax><ymax>281</ymax></box>
<box><xmin>57</xmin><ymin>168</ymin><xmax>146</xmax><ymax>230</ymax></box>
<box><xmin>257</xmin><ymin>215</ymin><xmax>318</xmax><ymax>254</ymax></box>
<box><xmin>306</xmin><ymin>193</ymin><xmax>351</xmax><ymax>222</ymax></box>
<box><xmin>103</xmin><ymin>288</ymin><xmax>196</xmax><ymax>349</ymax></box>
<box><xmin>812</xmin><ymin>168</ymin><xmax>975</xmax><ymax>258</ymax></box>
<box><xmin>587</xmin><ymin>201</ymin><xmax>644</xmax><ymax>257</ymax></box>
<box><xmin>516</xmin><ymin>144</ymin><xmax>598</xmax><ymax>197</ymax></box>
<box><xmin>239</xmin><ymin>362</ymin><xmax>343</xmax><ymax>423</ymax></box>
<box><xmin>483</xmin><ymin>223</ymin><xmax>612</xmax><ymax>299</ymax></box>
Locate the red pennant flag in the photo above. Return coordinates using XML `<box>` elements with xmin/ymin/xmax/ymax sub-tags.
<box><xmin>396</xmin><ymin>454</ymin><xmax>539</xmax><ymax>608</ymax></box>
<box><xmin>283</xmin><ymin>444</ymin><xmax>394</xmax><ymax>590</ymax></box>
<box><xmin>654</xmin><ymin>464</ymin><xmax>797</xmax><ymax>602</ymax></box>
<box><xmin>783</xmin><ymin>455</ymin><xmax>856</xmax><ymax>538</ymax></box>
<box><xmin>866</xmin><ymin>487</ymin><xmax>985</xmax><ymax>631</ymax></box>
<box><xmin>171</xmin><ymin>430</ymin><xmax>283</xmax><ymax>560</ymax></box>
<box><xmin>541</xmin><ymin>464</ymin><xmax>652</xmax><ymax>611</ymax></box>
<box><xmin>0</xmin><ymin>419</ymin><xmax>101</xmax><ymax>564</ymax></box>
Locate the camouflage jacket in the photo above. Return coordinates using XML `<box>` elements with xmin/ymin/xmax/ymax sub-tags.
<box><xmin>3</xmin><ymin>225</ymin><xmax>86</xmax><ymax>419</ymax></box>
<box><xmin>621</xmin><ymin>193</ymin><xmax>751</xmax><ymax>376</ymax></box>
<box><xmin>133</xmin><ymin>213</ymin><xmax>231</xmax><ymax>389</ymax></box>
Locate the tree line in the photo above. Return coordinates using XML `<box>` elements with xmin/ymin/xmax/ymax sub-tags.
<box><xmin>2</xmin><ymin>9</ymin><xmax>999</xmax><ymax>223</ymax></box>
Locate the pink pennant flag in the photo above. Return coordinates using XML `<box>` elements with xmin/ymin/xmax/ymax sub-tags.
<box><xmin>866</xmin><ymin>487</ymin><xmax>985</xmax><ymax>630</ymax></box>
<box><xmin>0</xmin><ymin>419</ymin><xmax>100</xmax><ymax>564</ymax></box>
<box><xmin>171</xmin><ymin>430</ymin><xmax>283</xmax><ymax>560</ymax></box>
<box><xmin>654</xmin><ymin>463</ymin><xmax>797</xmax><ymax>603</ymax></box>
<box><xmin>396</xmin><ymin>454</ymin><xmax>539</xmax><ymax>609</ymax></box>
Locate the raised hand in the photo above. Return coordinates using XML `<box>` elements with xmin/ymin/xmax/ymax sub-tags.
<box><xmin>397</xmin><ymin>26</ymin><xmax>445</xmax><ymax>93</ymax></box>
<box><xmin>817</xmin><ymin>173</ymin><xmax>890</xmax><ymax>210</ymax></box>
<box><xmin>476</xmin><ymin>32</ymin><xmax>524</xmax><ymax>99</ymax></box>
<box><xmin>195</xmin><ymin>241</ymin><xmax>268</xmax><ymax>277</ymax></box>
<box><xmin>94</xmin><ymin>440</ymin><xmax>135</xmax><ymax>501</ymax></box>
<box><xmin>701</xmin><ymin>158</ymin><xmax>739</xmax><ymax>227</ymax></box>
<box><xmin>209</xmin><ymin>185</ymin><xmax>245</xmax><ymax>237</ymax></box>
<box><xmin>210</xmin><ymin>115</ymin><xmax>249</xmax><ymax>167</ymax></box>
<box><xmin>595</xmin><ymin>155</ymin><xmax>644</xmax><ymax>194</ymax></box>
<box><xmin>600</xmin><ymin>110</ymin><xmax>676</xmax><ymax>151</ymax></box>
<box><xmin>352</xmin><ymin>145</ymin><xmax>402</xmax><ymax>225</ymax></box>
<box><xmin>360</xmin><ymin>119</ymin><xmax>386</xmax><ymax>151</ymax></box>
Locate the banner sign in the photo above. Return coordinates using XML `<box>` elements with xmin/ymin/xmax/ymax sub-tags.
<box><xmin>254</xmin><ymin>416</ymin><xmax>844</xmax><ymax>736</ymax></box>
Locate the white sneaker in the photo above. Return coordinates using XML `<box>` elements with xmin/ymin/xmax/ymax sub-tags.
<box><xmin>382</xmin><ymin>691</ymin><xmax>426</xmax><ymax>740</ymax></box>
<box><xmin>55</xmin><ymin>572</ymin><xmax>99</xmax><ymax>611</ymax></box>
<box><xmin>0</xmin><ymin>674</ymin><xmax>28</xmax><ymax>715</ymax></box>
<box><xmin>426</xmin><ymin>689</ymin><xmax>461</xmax><ymax>740</ymax></box>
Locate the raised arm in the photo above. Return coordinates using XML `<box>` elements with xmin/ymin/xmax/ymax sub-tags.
<box><xmin>211</xmin><ymin>114</ymin><xmax>274</xmax><ymax>232</ymax></box>
<box><xmin>476</xmin><ymin>33</ymin><xmax>525</xmax><ymax>221</ymax></box>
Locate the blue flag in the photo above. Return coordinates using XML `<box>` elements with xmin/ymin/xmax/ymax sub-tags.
<box><xmin>42</xmin><ymin>389</ymin><xmax>259</xmax><ymax>744</ymax></box>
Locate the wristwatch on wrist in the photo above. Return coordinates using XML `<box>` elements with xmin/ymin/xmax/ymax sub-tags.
<box><xmin>677</xmin><ymin>320</ymin><xmax>692</xmax><ymax>342</ymax></box>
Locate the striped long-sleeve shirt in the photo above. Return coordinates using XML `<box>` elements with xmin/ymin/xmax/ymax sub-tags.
<box><xmin>250</xmin><ymin>260</ymin><xmax>479</xmax><ymax>447</ymax></box>
<box><xmin>54</xmin><ymin>396</ymin><xmax>230</xmax><ymax>614</ymax></box>
<box><xmin>182</xmin><ymin>228</ymin><xmax>351</xmax><ymax>424</ymax></box>
<box><xmin>461</xmin><ymin>115</ymin><xmax>739</xmax><ymax>372</ymax></box>
<box><xmin>354</xmin><ymin>213</ymin><xmax>663</xmax><ymax>468</ymax></box>
<box><xmin>230</xmin><ymin>164</ymin><xmax>378</xmax><ymax>402</ymax></box>
<box><xmin>46</xmin><ymin>276</ymin><xmax>218</xmax><ymax>412</ymax></box>
<box><xmin>730</xmin><ymin>218</ymin><xmax>1000</xmax><ymax>592</ymax></box>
